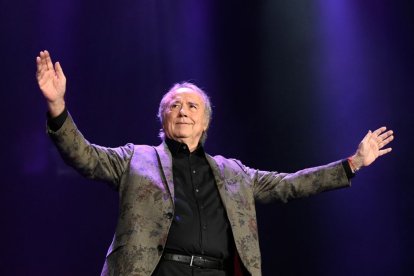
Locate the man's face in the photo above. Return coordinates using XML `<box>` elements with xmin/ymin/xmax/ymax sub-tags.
<box><xmin>163</xmin><ymin>88</ymin><xmax>208</xmax><ymax>146</ymax></box>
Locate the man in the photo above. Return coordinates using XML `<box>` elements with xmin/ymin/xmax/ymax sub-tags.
<box><xmin>36</xmin><ymin>50</ymin><xmax>394</xmax><ymax>276</ymax></box>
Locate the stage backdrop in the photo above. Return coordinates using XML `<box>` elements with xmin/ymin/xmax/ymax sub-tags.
<box><xmin>0</xmin><ymin>0</ymin><xmax>413</xmax><ymax>275</ymax></box>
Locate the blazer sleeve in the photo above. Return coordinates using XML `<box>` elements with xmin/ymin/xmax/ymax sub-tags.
<box><xmin>233</xmin><ymin>159</ymin><xmax>351</xmax><ymax>203</ymax></box>
<box><xmin>47</xmin><ymin>112</ymin><xmax>134</xmax><ymax>190</ymax></box>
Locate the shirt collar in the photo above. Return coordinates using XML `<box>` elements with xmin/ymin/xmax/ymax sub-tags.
<box><xmin>165</xmin><ymin>137</ymin><xmax>204</xmax><ymax>157</ymax></box>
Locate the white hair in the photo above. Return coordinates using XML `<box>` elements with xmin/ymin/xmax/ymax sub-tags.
<box><xmin>157</xmin><ymin>82</ymin><xmax>212</xmax><ymax>144</ymax></box>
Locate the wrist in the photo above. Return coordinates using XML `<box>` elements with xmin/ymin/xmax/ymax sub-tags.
<box><xmin>348</xmin><ymin>155</ymin><xmax>363</xmax><ymax>173</ymax></box>
<box><xmin>47</xmin><ymin>99</ymin><xmax>66</xmax><ymax>118</ymax></box>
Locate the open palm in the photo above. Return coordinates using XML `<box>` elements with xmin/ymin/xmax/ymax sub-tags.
<box><xmin>353</xmin><ymin>127</ymin><xmax>394</xmax><ymax>169</ymax></box>
<box><xmin>36</xmin><ymin>50</ymin><xmax>66</xmax><ymax>103</ymax></box>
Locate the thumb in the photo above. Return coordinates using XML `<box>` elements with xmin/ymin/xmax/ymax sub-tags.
<box><xmin>55</xmin><ymin>61</ymin><xmax>65</xmax><ymax>79</ymax></box>
<box><xmin>361</xmin><ymin>130</ymin><xmax>372</xmax><ymax>143</ymax></box>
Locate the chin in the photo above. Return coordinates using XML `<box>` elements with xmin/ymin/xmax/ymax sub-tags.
<box><xmin>172</xmin><ymin>133</ymin><xmax>191</xmax><ymax>139</ymax></box>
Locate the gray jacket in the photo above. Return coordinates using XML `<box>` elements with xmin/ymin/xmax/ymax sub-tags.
<box><xmin>48</xmin><ymin>113</ymin><xmax>350</xmax><ymax>276</ymax></box>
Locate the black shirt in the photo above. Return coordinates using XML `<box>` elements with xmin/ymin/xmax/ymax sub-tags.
<box><xmin>164</xmin><ymin>138</ymin><xmax>234</xmax><ymax>260</ymax></box>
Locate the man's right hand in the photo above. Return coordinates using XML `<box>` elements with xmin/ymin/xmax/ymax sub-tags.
<box><xmin>36</xmin><ymin>50</ymin><xmax>66</xmax><ymax>117</ymax></box>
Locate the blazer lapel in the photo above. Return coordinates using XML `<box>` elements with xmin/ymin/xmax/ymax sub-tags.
<box><xmin>205</xmin><ymin>155</ymin><xmax>228</xmax><ymax>207</ymax></box>
<box><xmin>154</xmin><ymin>143</ymin><xmax>175</xmax><ymax>203</ymax></box>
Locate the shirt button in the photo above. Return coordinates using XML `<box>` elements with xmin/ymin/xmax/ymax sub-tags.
<box><xmin>192</xmin><ymin>170</ymin><xmax>196</xmax><ymax>174</ymax></box>
<box><xmin>202</xmin><ymin>225</ymin><xmax>207</xmax><ymax>230</ymax></box>
<box><xmin>195</xmin><ymin>189</ymin><xmax>199</xmax><ymax>193</ymax></box>
<box><xmin>166</xmin><ymin>212</ymin><xmax>173</xmax><ymax>219</ymax></box>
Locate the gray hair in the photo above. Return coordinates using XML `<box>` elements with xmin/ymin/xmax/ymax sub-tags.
<box><xmin>157</xmin><ymin>82</ymin><xmax>212</xmax><ymax>144</ymax></box>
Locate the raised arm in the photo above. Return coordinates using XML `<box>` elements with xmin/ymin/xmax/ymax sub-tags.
<box><xmin>35</xmin><ymin>50</ymin><xmax>133</xmax><ymax>189</ymax></box>
<box><xmin>249</xmin><ymin>127</ymin><xmax>394</xmax><ymax>203</ymax></box>
<box><xmin>36</xmin><ymin>50</ymin><xmax>66</xmax><ymax>117</ymax></box>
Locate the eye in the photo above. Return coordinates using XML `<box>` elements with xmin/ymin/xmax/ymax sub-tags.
<box><xmin>170</xmin><ymin>103</ymin><xmax>181</xmax><ymax>110</ymax></box>
<box><xmin>189</xmin><ymin>103</ymin><xmax>198</xmax><ymax>109</ymax></box>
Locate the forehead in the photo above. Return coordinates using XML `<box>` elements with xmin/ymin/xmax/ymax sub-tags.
<box><xmin>167</xmin><ymin>88</ymin><xmax>204</xmax><ymax>103</ymax></box>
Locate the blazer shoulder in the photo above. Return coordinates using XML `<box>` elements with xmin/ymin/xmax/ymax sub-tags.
<box><xmin>133</xmin><ymin>144</ymin><xmax>156</xmax><ymax>153</ymax></box>
<box><xmin>209</xmin><ymin>154</ymin><xmax>248</xmax><ymax>174</ymax></box>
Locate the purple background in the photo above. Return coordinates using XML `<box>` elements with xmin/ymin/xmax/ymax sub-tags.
<box><xmin>1</xmin><ymin>0</ymin><xmax>413</xmax><ymax>275</ymax></box>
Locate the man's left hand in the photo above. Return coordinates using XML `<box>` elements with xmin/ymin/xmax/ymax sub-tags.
<box><xmin>349</xmin><ymin>127</ymin><xmax>394</xmax><ymax>171</ymax></box>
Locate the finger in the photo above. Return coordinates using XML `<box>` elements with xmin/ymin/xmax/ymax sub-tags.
<box><xmin>36</xmin><ymin>54</ymin><xmax>49</xmax><ymax>80</ymax></box>
<box><xmin>373</xmin><ymin>126</ymin><xmax>387</xmax><ymax>136</ymax></box>
<box><xmin>379</xmin><ymin>135</ymin><xmax>394</xmax><ymax>148</ymax></box>
<box><xmin>362</xmin><ymin>130</ymin><xmax>372</xmax><ymax>143</ymax></box>
<box><xmin>55</xmin><ymin>61</ymin><xmax>65</xmax><ymax>79</ymax></box>
<box><xmin>378</xmin><ymin>147</ymin><xmax>392</xmax><ymax>156</ymax></box>
<box><xmin>44</xmin><ymin>50</ymin><xmax>54</xmax><ymax>71</ymax></box>
<box><xmin>40</xmin><ymin>51</ymin><xmax>48</xmax><ymax>70</ymax></box>
<box><xmin>37</xmin><ymin>52</ymin><xmax>47</xmax><ymax>72</ymax></box>
<box><xmin>379</xmin><ymin>130</ymin><xmax>394</xmax><ymax>140</ymax></box>
<box><xmin>36</xmin><ymin>56</ymin><xmax>42</xmax><ymax>74</ymax></box>
<box><xmin>377</xmin><ymin>130</ymin><xmax>394</xmax><ymax>145</ymax></box>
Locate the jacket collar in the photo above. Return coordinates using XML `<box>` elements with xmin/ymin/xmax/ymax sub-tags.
<box><xmin>154</xmin><ymin>142</ymin><xmax>175</xmax><ymax>202</ymax></box>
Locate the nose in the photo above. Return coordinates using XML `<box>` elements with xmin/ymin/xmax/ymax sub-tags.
<box><xmin>179</xmin><ymin>106</ymin><xmax>187</xmax><ymax>116</ymax></box>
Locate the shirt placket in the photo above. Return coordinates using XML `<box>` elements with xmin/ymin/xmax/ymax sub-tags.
<box><xmin>188</xmin><ymin>153</ymin><xmax>207</xmax><ymax>255</ymax></box>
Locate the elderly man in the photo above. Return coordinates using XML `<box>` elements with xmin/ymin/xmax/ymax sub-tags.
<box><xmin>36</xmin><ymin>50</ymin><xmax>394</xmax><ymax>276</ymax></box>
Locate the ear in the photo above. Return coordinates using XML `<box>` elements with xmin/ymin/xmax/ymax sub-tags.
<box><xmin>203</xmin><ymin>120</ymin><xmax>209</xmax><ymax>131</ymax></box>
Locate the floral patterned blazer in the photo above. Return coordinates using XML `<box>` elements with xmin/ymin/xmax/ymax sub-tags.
<box><xmin>48</xmin><ymin>113</ymin><xmax>351</xmax><ymax>276</ymax></box>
